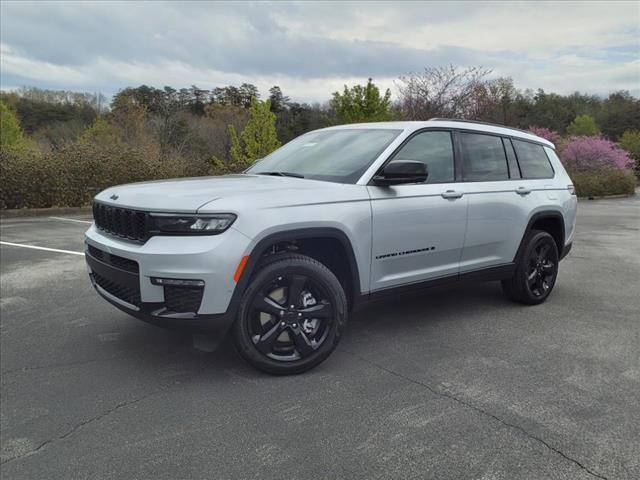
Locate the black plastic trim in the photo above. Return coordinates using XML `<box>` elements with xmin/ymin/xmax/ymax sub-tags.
<box><xmin>559</xmin><ymin>241</ymin><xmax>572</xmax><ymax>260</ymax></box>
<box><xmin>354</xmin><ymin>263</ymin><xmax>516</xmax><ymax>308</ymax></box>
<box><xmin>87</xmin><ymin>250</ymin><xmax>234</xmax><ymax>334</ymax></box>
<box><xmin>91</xmin><ymin>282</ymin><xmax>234</xmax><ymax>334</ymax></box>
<box><xmin>229</xmin><ymin>228</ymin><xmax>362</xmax><ymax>314</ymax></box>
<box><xmin>86</xmin><ymin>250</ymin><xmax>140</xmax><ymax>296</ymax></box>
<box><xmin>513</xmin><ymin>211</ymin><xmax>566</xmax><ymax>264</ymax></box>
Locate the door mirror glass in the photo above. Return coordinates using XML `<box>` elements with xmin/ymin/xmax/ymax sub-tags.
<box><xmin>373</xmin><ymin>160</ymin><xmax>428</xmax><ymax>186</ymax></box>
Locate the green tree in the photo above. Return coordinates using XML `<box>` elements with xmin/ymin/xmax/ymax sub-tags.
<box><xmin>79</xmin><ymin>117</ymin><xmax>120</xmax><ymax>146</ymax></box>
<box><xmin>330</xmin><ymin>78</ymin><xmax>394</xmax><ymax>124</ymax></box>
<box><xmin>268</xmin><ymin>86</ymin><xmax>290</xmax><ymax>114</ymax></box>
<box><xmin>214</xmin><ymin>97</ymin><xmax>280</xmax><ymax>171</ymax></box>
<box><xmin>598</xmin><ymin>91</ymin><xmax>640</xmax><ymax>140</ymax></box>
<box><xmin>567</xmin><ymin>114</ymin><xmax>600</xmax><ymax>136</ymax></box>
<box><xmin>619</xmin><ymin>129</ymin><xmax>640</xmax><ymax>176</ymax></box>
<box><xmin>0</xmin><ymin>100</ymin><xmax>25</xmax><ymax>150</ymax></box>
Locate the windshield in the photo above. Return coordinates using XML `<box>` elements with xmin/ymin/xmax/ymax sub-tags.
<box><xmin>246</xmin><ymin>128</ymin><xmax>402</xmax><ymax>184</ymax></box>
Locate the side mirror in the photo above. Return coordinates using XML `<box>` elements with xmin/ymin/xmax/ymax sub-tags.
<box><xmin>373</xmin><ymin>160</ymin><xmax>428</xmax><ymax>186</ymax></box>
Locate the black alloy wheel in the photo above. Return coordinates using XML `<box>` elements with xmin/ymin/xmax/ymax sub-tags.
<box><xmin>526</xmin><ymin>241</ymin><xmax>557</xmax><ymax>298</ymax></box>
<box><xmin>502</xmin><ymin>230</ymin><xmax>559</xmax><ymax>305</ymax></box>
<box><xmin>249</xmin><ymin>273</ymin><xmax>333</xmax><ymax>361</ymax></box>
<box><xmin>232</xmin><ymin>253</ymin><xmax>347</xmax><ymax>374</ymax></box>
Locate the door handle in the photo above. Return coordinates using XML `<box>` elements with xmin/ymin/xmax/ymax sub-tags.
<box><xmin>515</xmin><ymin>186</ymin><xmax>532</xmax><ymax>195</ymax></box>
<box><xmin>441</xmin><ymin>190</ymin><xmax>464</xmax><ymax>199</ymax></box>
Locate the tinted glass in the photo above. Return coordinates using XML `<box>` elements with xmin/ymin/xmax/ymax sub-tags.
<box><xmin>503</xmin><ymin>138</ymin><xmax>521</xmax><ymax>179</ymax></box>
<box><xmin>460</xmin><ymin>133</ymin><xmax>509</xmax><ymax>181</ymax></box>
<box><xmin>513</xmin><ymin>140</ymin><xmax>554</xmax><ymax>179</ymax></box>
<box><xmin>247</xmin><ymin>129</ymin><xmax>401</xmax><ymax>184</ymax></box>
<box><xmin>391</xmin><ymin>131</ymin><xmax>454</xmax><ymax>183</ymax></box>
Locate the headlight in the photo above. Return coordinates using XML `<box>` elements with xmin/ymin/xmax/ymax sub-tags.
<box><xmin>150</xmin><ymin>213</ymin><xmax>236</xmax><ymax>235</ymax></box>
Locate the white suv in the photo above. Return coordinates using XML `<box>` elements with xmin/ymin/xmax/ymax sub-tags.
<box><xmin>85</xmin><ymin>119</ymin><xmax>577</xmax><ymax>374</ymax></box>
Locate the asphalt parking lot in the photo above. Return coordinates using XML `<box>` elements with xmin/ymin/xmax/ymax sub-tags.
<box><xmin>1</xmin><ymin>196</ymin><xmax>639</xmax><ymax>480</ymax></box>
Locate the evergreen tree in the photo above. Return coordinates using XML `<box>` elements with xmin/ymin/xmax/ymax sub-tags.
<box><xmin>214</xmin><ymin>97</ymin><xmax>280</xmax><ymax>171</ymax></box>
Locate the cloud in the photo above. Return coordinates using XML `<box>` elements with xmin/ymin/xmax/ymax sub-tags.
<box><xmin>1</xmin><ymin>1</ymin><xmax>638</xmax><ymax>101</ymax></box>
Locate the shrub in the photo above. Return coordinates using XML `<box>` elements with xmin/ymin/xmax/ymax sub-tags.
<box><xmin>560</xmin><ymin>136</ymin><xmax>634</xmax><ymax>172</ymax></box>
<box><xmin>568</xmin><ymin>169</ymin><xmax>636</xmax><ymax>198</ymax></box>
<box><xmin>0</xmin><ymin>148</ymin><xmax>54</xmax><ymax>209</ymax></box>
<box><xmin>528</xmin><ymin>127</ymin><xmax>561</xmax><ymax>147</ymax></box>
<box><xmin>0</xmin><ymin>141</ymin><xmax>212</xmax><ymax>209</ymax></box>
<box><xmin>619</xmin><ymin>129</ymin><xmax>640</xmax><ymax>177</ymax></box>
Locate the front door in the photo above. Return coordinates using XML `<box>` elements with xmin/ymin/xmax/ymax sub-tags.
<box><xmin>367</xmin><ymin>130</ymin><xmax>468</xmax><ymax>292</ymax></box>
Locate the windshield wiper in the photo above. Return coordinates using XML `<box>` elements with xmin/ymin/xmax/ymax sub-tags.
<box><xmin>256</xmin><ymin>171</ymin><xmax>305</xmax><ymax>178</ymax></box>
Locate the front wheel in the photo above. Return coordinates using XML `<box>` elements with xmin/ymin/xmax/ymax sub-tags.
<box><xmin>502</xmin><ymin>230</ymin><xmax>559</xmax><ymax>305</ymax></box>
<box><xmin>232</xmin><ymin>253</ymin><xmax>347</xmax><ymax>375</ymax></box>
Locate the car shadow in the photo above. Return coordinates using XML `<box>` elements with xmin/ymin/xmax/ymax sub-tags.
<box><xmin>350</xmin><ymin>281</ymin><xmax>511</xmax><ymax>327</ymax></box>
<box><xmin>106</xmin><ymin>280</ymin><xmax>517</xmax><ymax>380</ymax></box>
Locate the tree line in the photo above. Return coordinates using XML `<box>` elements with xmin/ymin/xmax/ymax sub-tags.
<box><xmin>1</xmin><ymin>65</ymin><xmax>638</xmax><ymax>208</ymax></box>
<box><xmin>2</xmin><ymin>67</ymin><xmax>639</xmax><ymax>156</ymax></box>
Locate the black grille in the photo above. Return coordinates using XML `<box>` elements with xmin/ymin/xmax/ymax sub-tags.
<box><xmin>93</xmin><ymin>202</ymin><xmax>150</xmax><ymax>242</ymax></box>
<box><xmin>93</xmin><ymin>272</ymin><xmax>141</xmax><ymax>306</ymax></box>
<box><xmin>164</xmin><ymin>286</ymin><xmax>204</xmax><ymax>313</ymax></box>
<box><xmin>88</xmin><ymin>245</ymin><xmax>139</xmax><ymax>273</ymax></box>
<box><xmin>88</xmin><ymin>244</ymin><xmax>104</xmax><ymax>260</ymax></box>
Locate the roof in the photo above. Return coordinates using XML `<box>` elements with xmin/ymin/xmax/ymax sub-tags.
<box><xmin>325</xmin><ymin>119</ymin><xmax>555</xmax><ymax>149</ymax></box>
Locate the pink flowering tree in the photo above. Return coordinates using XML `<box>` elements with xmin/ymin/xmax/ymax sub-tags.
<box><xmin>560</xmin><ymin>136</ymin><xmax>634</xmax><ymax>172</ymax></box>
<box><xmin>528</xmin><ymin>127</ymin><xmax>561</xmax><ymax>147</ymax></box>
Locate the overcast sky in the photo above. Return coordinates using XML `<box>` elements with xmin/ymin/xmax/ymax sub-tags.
<box><xmin>1</xmin><ymin>1</ymin><xmax>639</xmax><ymax>102</ymax></box>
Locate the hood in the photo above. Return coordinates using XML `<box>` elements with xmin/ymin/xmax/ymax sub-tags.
<box><xmin>94</xmin><ymin>174</ymin><xmax>352</xmax><ymax>213</ymax></box>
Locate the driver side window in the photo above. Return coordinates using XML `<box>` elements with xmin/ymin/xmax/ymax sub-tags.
<box><xmin>391</xmin><ymin>131</ymin><xmax>454</xmax><ymax>183</ymax></box>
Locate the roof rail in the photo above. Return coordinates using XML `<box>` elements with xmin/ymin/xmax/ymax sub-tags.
<box><xmin>428</xmin><ymin>118</ymin><xmax>533</xmax><ymax>136</ymax></box>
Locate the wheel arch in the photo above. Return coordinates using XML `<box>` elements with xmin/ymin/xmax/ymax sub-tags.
<box><xmin>230</xmin><ymin>228</ymin><xmax>362</xmax><ymax>313</ymax></box>
<box><xmin>514</xmin><ymin>211</ymin><xmax>565</xmax><ymax>264</ymax></box>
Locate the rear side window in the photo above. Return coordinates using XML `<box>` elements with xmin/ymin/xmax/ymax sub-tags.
<box><xmin>391</xmin><ymin>131</ymin><xmax>454</xmax><ymax>183</ymax></box>
<box><xmin>512</xmin><ymin>140</ymin><xmax>554</xmax><ymax>179</ymax></box>
<box><xmin>460</xmin><ymin>133</ymin><xmax>509</xmax><ymax>181</ymax></box>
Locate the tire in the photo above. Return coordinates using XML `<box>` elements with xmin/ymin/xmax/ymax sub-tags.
<box><xmin>502</xmin><ymin>229</ymin><xmax>559</xmax><ymax>305</ymax></box>
<box><xmin>232</xmin><ymin>253</ymin><xmax>348</xmax><ymax>375</ymax></box>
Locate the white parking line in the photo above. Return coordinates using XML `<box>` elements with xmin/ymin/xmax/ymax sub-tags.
<box><xmin>49</xmin><ymin>216</ymin><xmax>93</xmax><ymax>224</ymax></box>
<box><xmin>0</xmin><ymin>241</ymin><xmax>84</xmax><ymax>256</ymax></box>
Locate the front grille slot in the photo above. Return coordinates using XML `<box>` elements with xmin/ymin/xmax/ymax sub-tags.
<box><xmin>164</xmin><ymin>286</ymin><xmax>204</xmax><ymax>313</ymax></box>
<box><xmin>93</xmin><ymin>272</ymin><xmax>141</xmax><ymax>307</ymax></box>
<box><xmin>93</xmin><ymin>202</ymin><xmax>150</xmax><ymax>242</ymax></box>
<box><xmin>88</xmin><ymin>245</ymin><xmax>139</xmax><ymax>273</ymax></box>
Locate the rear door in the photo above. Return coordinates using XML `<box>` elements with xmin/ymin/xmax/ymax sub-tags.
<box><xmin>367</xmin><ymin>130</ymin><xmax>468</xmax><ymax>291</ymax></box>
<box><xmin>457</xmin><ymin>132</ymin><xmax>554</xmax><ymax>272</ymax></box>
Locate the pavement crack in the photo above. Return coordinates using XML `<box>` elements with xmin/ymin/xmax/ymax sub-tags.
<box><xmin>0</xmin><ymin>387</ymin><xmax>167</xmax><ymax>466</ymax></box>
<box><xmin>342</xmin><ymin>350</ymin><xmax>609</xmax><ymax>480</ymax></box>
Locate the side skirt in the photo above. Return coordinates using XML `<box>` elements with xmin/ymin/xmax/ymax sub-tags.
<box><xmin>353</xmin><ymin>263</ymin><xmax>515</xmax><ymax>310</ymax></box>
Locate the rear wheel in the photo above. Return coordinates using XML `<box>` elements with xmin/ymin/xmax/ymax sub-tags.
<box><xmin>232</xmin><ymin>253</ymin><xmax>347</xmax><ymax>375</ymax></box>
<box><xmin>502</xmin><ymin>230</ymin><xmax>559</xmax><ymax>305</ymax></box>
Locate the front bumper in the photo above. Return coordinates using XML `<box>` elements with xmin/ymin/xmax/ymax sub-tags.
<box><xmin>85</xmin><ymin>224</ymin><xmax>251</xmax><ymax>332</ymax></box>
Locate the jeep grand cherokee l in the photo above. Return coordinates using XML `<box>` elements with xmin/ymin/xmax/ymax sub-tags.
<box><xmin>85</xmin><ymin>119</ymin><xmax>577</xmax><ymax>374</ymax></box>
